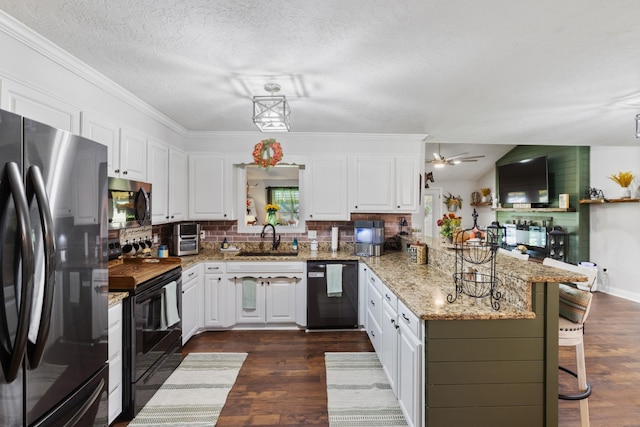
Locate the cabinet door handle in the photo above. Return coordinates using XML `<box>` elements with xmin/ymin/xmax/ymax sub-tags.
<box><xmin>402</xmin><ymin>313</ymin><xmax>410</xmax><ymax>323</ymax></box>
<box><xmin>123</xmin><ymin>170</ymin><xmax>128</xmax><ymax>175</ymax></box>
<box><xmin>207</xmin><ymin>266</ymin><xmax>220</xmax><ymax>271</ymax></box>
<box><xmin>385</xmin><ymin>293</ymin><xmax>391</xmax><ymax>301</ymax></box>
<box><xmin>114</xmin><ymin>169</ymin><xmax>120</xmax><ymax>173</ymax></box>
<box><xmin>370</xmin><ymin>300</ymin><xmax>375</xmax><ymax>307</ymax></box>
<box><xmin>187</xmin><ymin>272</ymin><xmax>195</xmax><ymax>277</ymax></box>
<box><xmin>370</xmin><ymin>330</ymin><xmax>375</xmax><ymax>338</ymax></box>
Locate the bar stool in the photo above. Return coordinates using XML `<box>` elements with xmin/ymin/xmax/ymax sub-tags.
<box><xmin>558</xmin><ymin>284</ymin><xmax>592</xmax><ymax>427</ymax></box>
<box><xmin>543</xmin><ymin>258</ymin><xmax>596</xmax><ymax>427</ymax></box>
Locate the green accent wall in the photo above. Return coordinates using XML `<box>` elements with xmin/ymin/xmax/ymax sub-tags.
<box><xmin>425</xmin><ymin>282</ymin><xmax>559</xmax><ymax>427</ymax></box>
<box><xmin>495</xmin><ymin>146</ymin><xmax>590</xmax><ymax>264</ymax></box>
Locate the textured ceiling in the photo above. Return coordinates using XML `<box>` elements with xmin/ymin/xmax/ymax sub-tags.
<box><xmin>1</xmin><ymin>0</ymin><xmax>639</xmax><ymax>148</ymax></box>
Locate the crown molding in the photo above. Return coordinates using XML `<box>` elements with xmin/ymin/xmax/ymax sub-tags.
<box><xmin>0</xmin><ymin>11</ymin><xmax>187</xmax><ymax>136</ymax></box>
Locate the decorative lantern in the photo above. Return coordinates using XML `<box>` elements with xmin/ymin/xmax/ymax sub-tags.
<box><xmin>486</xmin><ymin>221</ymin><xmax>506</xmax><ymax>248</ymax></box>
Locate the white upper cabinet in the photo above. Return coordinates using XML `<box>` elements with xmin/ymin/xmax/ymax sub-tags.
<box><xmin>188</xmin><ymin>153</ymin><xmax>231</xmax><ymax>220</ymax></box>
<box><xmin>80</xmin><ymin>112</ymin><xmax>119</xmax><ymax>175</ymax></box>
<box><xmin>168</xmin><ymin>148</ymin><xmax>187</xmax><ymax>222</ymax></box>
<box><xmin>118</xmin><ymin>128</ymin><xmax>147</xmax><ymax>181</ymax></box>
<box><xmin>349</xmin><ymin>156</ymin><xmax>419</xmax><ymax>213</ymax></box>
<box><xmin>350</xmin><ymin>156</ymin><xmax>395</xmax><ymax>212</ymax></box>
<box><xmin>395</xmin><ymin>156</ymin><xmax>419</xmax><ymax>211</ymax></box>
<box><xmin>306</xmin><ymin>157</ymin><xmax>348</xmax><ymax>221</ymax></box>
<box><xmin>148</xmin><ymin>139</ymin><xmax>170</xmax><ymax>224</ymax></box>
<box><xmin>2</xmin><ymin>80</ymin><xmax>80</xmax><ymax>133</ymax></box>
<box><xmin>148</xmin><ymin>141</ymin><xmax>187</xmax><ymax>224</ymax></box>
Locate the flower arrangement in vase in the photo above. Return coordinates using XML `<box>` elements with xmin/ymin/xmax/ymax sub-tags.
<box><xmin>608</xmin><ymin>171</ymin><xmax>635</xmax><ymax>199</ymax></box>
<box><xmin>444</xmin><ymin>192</ymin><xmax>463</xmax><ymax>211</ymax></box>
<box><xmin>437</xmin><ymin>212</ymin><xmax>462</xmax><ymax>243</ymax></box>
<box><xmin>480</xmin><ymin>187</ymin><xmax>491</xmax><ymax>203</ymax></box>
<box><xmin>264</xmin><ymin>203</ymin><xmax>280</xmax><ymax>225</ymax></box>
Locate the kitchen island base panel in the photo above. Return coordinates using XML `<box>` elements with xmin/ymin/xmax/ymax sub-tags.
<box><xmin>424</xmin><ymin>282</ymin><xmax>559</xmax><ymax>427</ymax></box>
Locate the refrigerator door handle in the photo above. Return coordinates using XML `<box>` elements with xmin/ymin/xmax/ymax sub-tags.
<box><xmin>25</xmin><ymin>165</ymin><xmax>56</xmax><ymax>368</ymax></box>
<box><xmin>0</xmin><ymin>161</ymin><xmax>35</xmax><ymax>382</ymax></box>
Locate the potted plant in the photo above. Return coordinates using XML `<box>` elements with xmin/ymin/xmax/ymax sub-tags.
<box><xmin>444</xmin><ymin>192</ymin><xmax>463</xmax><ymax>211</ymax></box>
<box><xmin>480</xmin><ymin>187</ymin><xmax>491</xmax><ymax>203</ymax></box>
<box><xmin>608</xmin><ymin>171</ymin><xmax>635</xmax><ymax>199</ymax></box>
<box><xmin>437</xmin><ymin>213</ymin><xmax>462</xmax><ymax>243</ymax></box>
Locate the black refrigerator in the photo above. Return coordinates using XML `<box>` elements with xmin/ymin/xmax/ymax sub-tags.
<box><xmin>0</xmin><ymin>109</ymin><xmax>109</xmax><ymax>426</ymax></box>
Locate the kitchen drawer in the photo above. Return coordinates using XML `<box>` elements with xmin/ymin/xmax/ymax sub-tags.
<box><xmin>398</xmin><ymin>299</ymin><xmax>420</xmax><ymax>338</ymax></box>
<box><xmin>381</xmin><ymin>283</ymin><xmax>397</xmax><ymax>312</ymax></box>
<box><xmin>367</xmin><ymin>269</ymin><xmax>382</xmax><ymax>293</ymax></box>
<box><xmin>367</xmin><ymin>282</ymin><xmax>382</xmax><ymax>327</ymax></box>
<box><xmin>366</xmin><ymin>309</ymin><xmax>382</xmax><ymax>354</ymax></box>
<box><xmin>182</xmin><ymin>264</ymin><xmax>201</xmax><ymax>288</ymax></box>
<box><xmin>203</xmin><ymin>262</ymin><xmax>225</xmax><ymax>275</ymax></box>
<box><xmin>226</xmin><ymin>261</ymin><xmax>304</xmax><ymax>274</ymax></box>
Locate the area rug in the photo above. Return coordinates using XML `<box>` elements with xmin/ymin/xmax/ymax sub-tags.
<box><xmin>325</xmin><ymin>352</ymin><xmax>408</xmax><ymax>426</ymax></box>
<box><xmin>128</xmin><ymin>352</ymin><xmax>247</xmax><ymax>426</ymax></box>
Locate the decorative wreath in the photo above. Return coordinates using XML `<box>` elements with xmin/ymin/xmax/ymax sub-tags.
<box><xmin>253</xmin><ymin>138</ymin><xmax>283</xmax><ymax>168</ymax></box>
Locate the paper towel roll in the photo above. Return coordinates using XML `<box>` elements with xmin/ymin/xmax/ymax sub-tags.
<box><xmin>331</xmin><ymin>227</ymin><xmax>339</xmax><ymax>252</ymax></box>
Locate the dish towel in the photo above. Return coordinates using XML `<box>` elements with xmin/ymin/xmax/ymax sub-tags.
<box><xmin>327</xmin><ymin>264</ymin><xmax>343</xmax><ymax>297</ymax></box>
<box><xmin>242</xmin><ymin>277</ymin><xmax>257</xmax><ymax>310</ymax></box>
<box><xmin>163</xmin><ymin>281</ymin><xmax>181</xmax><ymax>328</ymax></box>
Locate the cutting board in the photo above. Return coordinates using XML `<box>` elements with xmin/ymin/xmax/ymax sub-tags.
<box><xmin>108</xmin><ymin>257</ymin><xmax>182</xmax><ymax>290</ymax></box>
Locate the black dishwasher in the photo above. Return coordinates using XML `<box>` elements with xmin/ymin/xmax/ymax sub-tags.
<box><xmin>307</xmin><ymin>260</ymin><xmax>359</xmax><ymax>329</ymax></box>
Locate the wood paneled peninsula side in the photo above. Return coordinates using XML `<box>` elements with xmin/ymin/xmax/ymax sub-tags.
<box><xmin>368</xmin><ymin>237</ymin><xmax>587</xmax><ymax>427</ymax></box>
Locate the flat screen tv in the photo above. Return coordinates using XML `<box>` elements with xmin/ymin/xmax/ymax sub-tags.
<box><xmin>498</xmin><ymin>156</ymin><xmax>549</xmax><ymax>206</ymax></box>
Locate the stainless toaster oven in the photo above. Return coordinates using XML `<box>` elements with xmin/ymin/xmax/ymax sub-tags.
<box><xmin>172</xmin><ymin>223</ymin><xmax>200</xmax><ymax>256</ymax></box>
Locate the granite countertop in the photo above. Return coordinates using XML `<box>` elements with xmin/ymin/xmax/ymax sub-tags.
<box><xmin>109</xmin><ymin>239</ymin><xmax>587</xmax><ymax>321</ymax></box>
<box><xmin>108</xmin><ymin>291</ymin><xmax>128</xmax><ymax>307</ymax></box>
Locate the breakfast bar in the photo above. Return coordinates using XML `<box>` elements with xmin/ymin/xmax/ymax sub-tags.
<box><xmin>160</xmin><ymin>238</ymin><xmax>586</xmax><ymax>427</ymax></box>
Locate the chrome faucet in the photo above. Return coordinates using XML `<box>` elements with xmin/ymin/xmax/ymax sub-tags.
<box><xmin>260</xmin><ymin>223</ymin><xmax>281</xmax><ymax>251</ymax></box>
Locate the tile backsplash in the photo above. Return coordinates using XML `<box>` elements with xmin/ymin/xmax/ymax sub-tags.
<box><xmin>150</xmin><ymin>213</ymin><xmax>412</xmax><ymax>250</ymax></box>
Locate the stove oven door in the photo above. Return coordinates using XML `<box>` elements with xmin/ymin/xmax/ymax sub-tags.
<box><xmin>132</xmin><ymin>275</ymin><xmax>182</xmax><ymax>383</ymax></box>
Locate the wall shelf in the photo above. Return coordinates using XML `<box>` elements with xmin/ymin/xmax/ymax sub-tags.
<box><xmin>470</xmin><ymin>202</ymin><xmax>492</xmax><ymax>207</ymax></box>
<box><xmin>579</xmin><ymin>198</ymin><xmax>640</xmax><ymax>204</ymax></box>
<box><xmin>492</xmin><ymin>207</ymin><xmax>576</xmax><ymax>212</ymax></box>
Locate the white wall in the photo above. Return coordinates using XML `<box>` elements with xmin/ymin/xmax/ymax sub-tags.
<box><xmin>589</xmin><ymin>146</ymin><xmax>640</xmax><ymax>301</ymax></box>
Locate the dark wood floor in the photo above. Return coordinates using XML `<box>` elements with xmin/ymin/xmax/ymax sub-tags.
<box><xmin>114</xmin><ymin>292</ymin><xmax>640</xmax><ymax>427</ymax></box>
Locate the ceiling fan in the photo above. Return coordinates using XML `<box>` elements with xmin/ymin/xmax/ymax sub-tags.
<box><xmin>428</xmin><ymin>144</ymin><xmax>485</xmax><ymax>168</ymax></box>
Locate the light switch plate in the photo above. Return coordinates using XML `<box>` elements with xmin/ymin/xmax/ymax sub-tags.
<box><xmin>308</xmin><ymin>230</ymin><xmax>317</xmax><ymax>239</ymax></box>
<box><xmin>200</xmin><ymin>230</ymin><xmax>206</xmax><ymax>239</ymax></box>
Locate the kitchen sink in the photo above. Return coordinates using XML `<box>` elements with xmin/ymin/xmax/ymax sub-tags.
<box><xmin>236</xmin><ymin>251</ymin><xmax>299</xmax><ymax>257</ymax></box>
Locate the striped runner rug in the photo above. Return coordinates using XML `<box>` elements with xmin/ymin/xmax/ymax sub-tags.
<box><xmin>325</xmin><ymin>352</ymin><xmax>408</xmax><ymax>426</ymax></box>
<box><xmin>128</xmin><ymin>352</ymin><xmax>247</xmax><ymax>426</ymax></box>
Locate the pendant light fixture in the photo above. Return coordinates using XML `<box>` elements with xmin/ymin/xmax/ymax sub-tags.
<box><xmin>253</xmin><ymin>83</ymin><xmax>291</xmax><ymax>132</ymax></box>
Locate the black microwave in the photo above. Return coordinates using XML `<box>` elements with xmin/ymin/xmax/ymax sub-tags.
<box><xmin>107</xmin><ymin>177</ymin><xmax>152</xmax><ymax>230</ymax></box>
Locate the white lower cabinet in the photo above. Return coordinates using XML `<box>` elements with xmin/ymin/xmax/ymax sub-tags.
<box><xmin>181</xmin><ymin>264</ymin><xmax>202</xmax><ymax>344</ymax></box>
<box><xmin>366</xmin><ymin>268</ymin><xmax>424</xmax><ymax>427</ymax></box>
<box><xmin>366</xmin><ymin>269</ymin><xmax>383</xmax><ymax>354</ymax></box>
<box><xmin>107</xmin><ymin>301</ymin><xmax>123</xmax><ymax>425</ymax></box>
<box><xmin>203</xmin><ymin>262</ymin><xmax>235</xmax><ymax>328</ymax></box>
<box><xmin>227</xmin><ymin>262</ymin><xmax>304</xmax><ymax>327</ymax></box>
<box><xmin>396</xmin><ymin>300</ymin><xmax>422</xmax><ymax>427</ymax></box>
<box><xmin>381</xmin><ymin>284</ymin><xmax>399</xmax><ymax>394</ymax></box>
